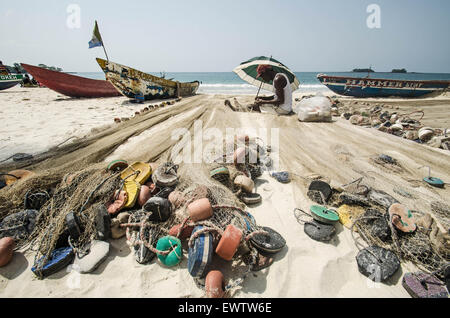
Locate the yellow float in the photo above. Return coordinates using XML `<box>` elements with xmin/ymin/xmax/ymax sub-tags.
<box><xmin>337</xmin><ymin>204</ymin><xmax>366</xmax><ymax>229</ymax></box>
<box><xmin>120</xmin><ymin>162</ymin><xmax>152</xmax><ymax>185</ymax></box>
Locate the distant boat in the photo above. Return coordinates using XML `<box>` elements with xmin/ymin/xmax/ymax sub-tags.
<box><xmin>0</xmin><ymin>74</ymin><xmax>23</xmax><ymax>91</ymax></box>
<box><xmin>96</xmin><ymin>58</ymin><xmax>200</xmax><ymax>100</ymax></box>
<box><xmin>21</xmin><ymin>63</ymin><xmax>121</xmax><ymax>98</ymax></box>
<box><xmin>317</xmin><ymin>74</ymin><xmax>450</xmax><ymax>98</ymax></box>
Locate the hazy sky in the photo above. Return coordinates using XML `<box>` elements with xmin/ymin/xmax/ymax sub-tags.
<box><xmin>1</xmin><ymin>0</ymin><xmax>449</xmax><ymax>72</ymax></box>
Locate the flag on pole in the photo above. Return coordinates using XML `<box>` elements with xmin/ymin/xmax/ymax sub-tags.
<box><xmin>88</xmin><ymin>20</ymin><xmax>103</xmax><ymax>49</ymax></box>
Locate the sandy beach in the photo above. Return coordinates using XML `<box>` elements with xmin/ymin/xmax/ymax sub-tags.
<box><xmin>0</xmin><ymin>86</ymin><xmax>449</xmax><ymax>298</ymax></box>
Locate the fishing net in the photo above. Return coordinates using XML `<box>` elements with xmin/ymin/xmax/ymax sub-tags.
<box><xmin>340</xmin><ymin>173</ymin><xmax>450</xmax><ymax>279</ymax></box>
<box><xmin>0</xmin><ymin>97</ymin><xmax>274</xmax><ymax>296</ymax></box>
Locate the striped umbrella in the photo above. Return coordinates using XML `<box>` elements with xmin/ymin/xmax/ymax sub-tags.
<box><xmin>233</xmin><ymin>56</ymin><xmax>300</xmax><ymax>93</ymax></box>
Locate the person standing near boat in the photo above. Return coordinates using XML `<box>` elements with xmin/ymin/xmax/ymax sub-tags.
<box><xmin>249</xmin><ymin>64</ymin><xmax>293</xmax><ymax>115</ymax></box>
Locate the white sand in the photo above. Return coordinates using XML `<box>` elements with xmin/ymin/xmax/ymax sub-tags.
<box><xmin>0</xmin><ymin>86</ymin><xmax>177</xmax><ymax>162</ymax></box>
<box><xmin>1</xmin><ymin>89</ymin><xmax>449</xmax><ymax>298</ymax></box>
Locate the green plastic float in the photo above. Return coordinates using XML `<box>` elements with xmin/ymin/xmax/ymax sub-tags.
<box><xmin>156</xmin><ymin>236</ymin><xmax>183</xmax><ymax>267</ymax></box>
<box><xmin>309</xmin><ymin>205</ymin><xmax>340</xmax><ymax>224</ymax></box>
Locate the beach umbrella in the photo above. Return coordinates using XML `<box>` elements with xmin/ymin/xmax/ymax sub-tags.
<box><xmin>233</xmin><ymin>56</ymin><xmax>300</xmax><ymax>94</ymax></box>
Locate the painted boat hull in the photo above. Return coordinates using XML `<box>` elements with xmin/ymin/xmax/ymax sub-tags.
<box><xmin>96</xmin><ymin>58</ymin><xmax>200</xmax><ymax>100</ymax></box>
<box><xmin>21</xmin><ymin>63</ymin><xmax>121</xmax><ymax>98</ymax></box>
<box><xmin>0</xmin><ymin>74</ymin><xmax>23</xmax><ymax>91</ymax></box>
<box><xmin>317</xmin><ymin>74</ymin><xmax>450</xmax><ymax>98</ymax></box>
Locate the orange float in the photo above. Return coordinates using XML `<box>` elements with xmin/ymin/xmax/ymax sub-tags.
<box><xmin>389</xmin><ymin>203</ymin><xmax>417</xmax><ymax>233</ymax></box>
<box><xmin>188</xmin><ymin>198</ymin><xmax>213</xmax><ymax>222</ymax></box>
<box><xmin>4</xmin><ymin>170</ymin><xmax>35</xmax><ymax>186</ymax></box>
<box><xmin>215</xmin><ymin>225</ymin><xmax>243</xmax><ymax>261</ymax></box>
<box><xmin>205</xmin><ymin>270</ymin><xmax>225</xmax><ymax>298</ymax></box>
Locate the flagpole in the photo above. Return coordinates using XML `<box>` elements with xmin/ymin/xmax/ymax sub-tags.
<box><xmin>102</xmin><ymin>42</ymin><xmax>110</xmax><ymax>62</ymax></box>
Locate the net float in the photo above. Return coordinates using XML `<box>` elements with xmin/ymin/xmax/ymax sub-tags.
<box><xmin>188</xmin><ymin>198</ymin><xmax>213</xmax><ymax>222</ymax></box>
<box><xmin>143</xmin><ymin>197</ymin><xmax>172</xmax><ymax>222</ymax></box>
<box><xmin>0</xmin><ymin>237</ymin><xmax>15</xmax><ymax>267</ymax></box>
<box><xmin>188</xmin><ymin>226</ymin><xmax>213</xmax><ymax>278</ymax></box>
<box><xmin>233</xmin><ymin>175</ymin><xmax>254</xmax><ymax>193</ymax></box>
<box><xmin>3</xmin><ymin>169</ymin><xmax>35</xmax><ymax>186</ymax></box>
<box><xmin>107</xmin><ymin>159</ymin><xmax>128</xmax><ymax>172</ymax></box>
<box><xmin>156</xmin><ymin>236</ymin><xmax>183</xmax><ymax>267</ymax></box>
<box><xmin>388</xmin><ymin>203</ymin><xmax>417</xmax><ymax>233</ymax></box>
<box><xmin>137</xmin><ymin>185</ymin><xmax>152</xmax><ymax>207</ymax></box>
<box><xmin>356</xmin><ymin>246</ymin><xmax>400</xmax><ymax>282</ymax></box>
<box><xmin>215</xmin><ymin>225</ymin><xmax>243</xmax><ymax>261</ymax></box>
<box><xmin>205</xmin><ymin>270</ymin><xmax>225</xmax><ymax>298</ymax></box>
<box><xmin>169</xmin><ymin>224</ymin><xmax>194</xmax><ymax>240</ymax></box>
<box><xmin>168</xmin><ymin>190</ymin><xmax>187</xmax><ymax>209</ymax></box>
<box><xmin>106</xmin><ymin>190</ymin><xmax>128</xmax><ymax>215</ymax></box>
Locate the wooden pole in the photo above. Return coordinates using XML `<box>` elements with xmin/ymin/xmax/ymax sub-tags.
<box><xmin>255</xmin><ymin>81</ymin><xmax>264</xmax><ymax>100</ymax></box>
<box><xmin>255</xmin><ymin>55</ymin><xmax>272</xmax><ymax>100</ymax></box>
<box><xmin>102</xmin><ymin>42</ymin><xmax>110</xmax><ymax>61</ymax></box>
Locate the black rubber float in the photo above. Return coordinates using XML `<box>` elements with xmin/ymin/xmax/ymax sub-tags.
<box><xmin>304</xmin><ymin>220</ymin><xmax>336</xmax><ymax>242</ymax></box>
<box><xmin>249</xmin><ymin>226</ymin><xmax>286</xmax><ymax>254</ymax></box>
<box><xmin>356</xmin><ymin>246</ymin><xmax>400</xmax><ymax>282</ymax></box>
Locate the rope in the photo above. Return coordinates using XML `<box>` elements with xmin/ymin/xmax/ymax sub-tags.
<box><xmin>0</xmin><ymin>173</ymin><xmax>21</xmax><ymax>179</ymax></box>
<box><xmin>188</xmin><ymin>226</ymin><xmax>222</xmax><ymax>248</ymax></box>
<box><xmin>78</xmin><ymin>171</ymin><xmax>120</xmax><ymax>217</ymax></box>
<box><xmin>244</xmin><ymin>230</ymin><xmax>269</xmax><ymax>242</ymax></box>
<box><xmin>122</xmin><ymin>214</ymin><xmax>174</xmax><ymax>256</ymax></box>
<box><xmin>412</xmin><ymin>263</ymin><xmax>450</xmax><ymax>285</ymax></box>
<box><xmin>350</xmin><ymin>215</ymin><xmax>388</xmax><ymax>263</ymax></box>
<box><xmin>293</xmin><ymin>207</ymin><xmax>311</xmax><ymax>225</ymax></box>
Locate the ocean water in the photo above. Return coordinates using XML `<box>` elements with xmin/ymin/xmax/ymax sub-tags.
<box><xmin>76</xmin><ymin>71</ymin><xmax>450</xmax><ymax>95</ymax></box>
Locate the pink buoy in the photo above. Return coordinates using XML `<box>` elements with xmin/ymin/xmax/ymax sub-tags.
<box><xmin>205</xmin><ymin>270</ymin><xmax>225</xmax><ymax>298</ymax></box>
<box><xmin>0</xmin><ymin>237</ymin><xmax>15</xmax><ymax>267</ymax></box>
<box><xmin>137</xmin><ymin>185</ymin><xmax>152</xmax><ymax>207</ymax></box>
<box><xmin>168</xmin><ymin>190</ymin><xmax>186</xmax><ymax>209</ymax></box>
<box><xmin>188</xmin><ymin>198</ymin><xmax>213</xmax><ymax>222</ymax></box>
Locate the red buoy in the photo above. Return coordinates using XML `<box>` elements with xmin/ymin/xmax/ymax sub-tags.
<box><xmin>205</xmin><ymin>270</ymin><xmax>225</xmax><ymax>298</ymax></box>
<box><xmin>137</xmin><ymin>185</ymin><xmax>152</xmax><ymax>207</ymax></box>
<box><xmin>169</xmin><ymin>224</ymin><xmax>194</xmax><ymax>239</ymax></box>
<box><xmin>0</xmin><ymin>237</ymin><xmax>15</xmax><ymax>267</ymax></box>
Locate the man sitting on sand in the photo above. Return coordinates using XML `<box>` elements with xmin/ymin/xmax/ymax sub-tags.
<box><xmin>249</xmin><ymin>64</ymin><xmax>293</xmax><ymax>115</ymax></box>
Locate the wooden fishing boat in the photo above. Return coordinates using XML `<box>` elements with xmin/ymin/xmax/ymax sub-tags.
<box><xmin>21</xmin><ymin>63</ymin><xmax>121</xmax><ymax>98</ymax></box>
<box><xmin>96</xmin><ymin>58</ymin><xmax>200</xmax><ymax>100</ymax></box>
<box><xmin>317</xmin><ymin>74</ymin><xmax>450</xmax><ymax>98</ymax></box>
<box><xmin>0</xmin><ymin>74</ymin><xmax>23</xmax><ymax>91</ymax></box>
